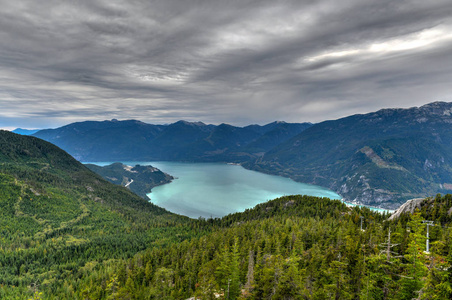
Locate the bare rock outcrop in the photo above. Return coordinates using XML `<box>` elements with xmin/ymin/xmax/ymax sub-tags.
<box><xmin>388</xmin><ymin>198</ymin><xmax>425</xmax><ymax>221</ymax></box>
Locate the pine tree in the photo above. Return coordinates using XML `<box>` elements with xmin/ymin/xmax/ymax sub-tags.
<box><xmin>215</xmin><ymin>240</ymin><xmax>241</xmax><ymax>299</ymax></box>
<box><xmin>398</xmin><ymin>212</ymin><xmax>428</xmax><ymax>300</ymax></box>
<box><xmin>274</xmin><ymin>253</ymin><xmax>302</xmax><ymax>300</ymax></box>
<box><xmin>229</xmin><ymin>240</ymin><xmax>241</xmax><ymax>299</ymax></box>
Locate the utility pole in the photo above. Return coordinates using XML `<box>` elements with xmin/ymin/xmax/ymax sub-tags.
<box><xmin>386</xmin><ymin>227</ymin><xmax>391</xmax><ymax>261</ymax></box>
<box><xmin>379</xmin><ymin>228</ymin><xmax>401</xmax><ymax>262</ymax></box>
<box><xmin>360</xmin><ymin>216</ymin><xmax>364</xmax><ymax>231</ymax></box>
<box><xmin>422</xmin><ymin>221</ymin><xmax>434</xmax><ymax>253</ymax></box>
<box><xmin>378</xmin><ymin>227</ymin><xmax>402</xmax><ymax>299</ymax></box>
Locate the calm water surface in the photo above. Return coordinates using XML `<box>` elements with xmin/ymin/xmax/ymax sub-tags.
<box><xmin>92</xmin><ymin>161</ymin><xmax>341</xmax><ymax>218</ymax></box>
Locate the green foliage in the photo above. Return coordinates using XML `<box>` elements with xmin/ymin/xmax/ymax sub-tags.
<box><xmin>58</xmin><ymin>195</ymin><xmax>450</xmax><ymax>300</ymax></box>
<box><xmin>397</xmin><ymin>212</ymin><xmax>428</xmax><ymax>299</ymax></box>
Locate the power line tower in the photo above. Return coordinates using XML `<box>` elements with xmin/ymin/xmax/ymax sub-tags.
<box><xmin>422</xmin><ymin>221</ymin><xmax>434</xmax><ymax>253</ymax></box>
<box><xmin>378</xmin><ymin>228</ymin><xmax>403</xmax><ymax>299</ymax></box>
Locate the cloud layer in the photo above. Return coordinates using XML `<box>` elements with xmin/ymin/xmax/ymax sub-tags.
<box><xmin>1</xmin><ymin>0</ymin><xmax>452</xmax><ymax>128</ymax></box>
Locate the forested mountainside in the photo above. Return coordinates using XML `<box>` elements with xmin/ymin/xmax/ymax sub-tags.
<box><xmin>85</xmin><ymin>162</ymin><xmax>174</xmax><ymax>199</ymax></box>
<box><xmin>109</xmin><ymin>194</ymin><xmax>450</xmax><ymax>300</ymax></box>
<box><xmin>248</xmin><ymin>101</ymin><xmax>452</xmax><ymax>209</ymax></box>
<box><xmin>32</xmin><ymin>120</ymin><xmax>311</xmax><ymax>162</ymax></box>
<box><xmin>6</xmin><ymin>194</ymin><xmax>448</xmax><ymax>300</ymax></box>
<box><xmin>0</xmin><ymin>131</ymin><xmax>195</xmax><ymax>298</ymax></box>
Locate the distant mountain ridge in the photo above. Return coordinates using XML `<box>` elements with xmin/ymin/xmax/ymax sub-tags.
<box><xmin>248</xmin><ymin>102</ymin><xmax>452</xmax><ymax>208</ymax></box>
<box><xmin>12</xmin><ymin>128</ymin><xmax>39</xmax><ymax>135</ymax></box>
<box><xmin>32</xmin><ymin>120</ymin><xmax>312</xmax><ymax>162</ymax></box>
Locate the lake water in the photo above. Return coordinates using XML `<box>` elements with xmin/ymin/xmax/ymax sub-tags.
<box><xmin>90</xmin><ymin>161</ymin><xmax>341</xmax><ymax>218</ymax></box>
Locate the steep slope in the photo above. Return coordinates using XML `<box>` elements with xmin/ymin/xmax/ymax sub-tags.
<box><xmin>148</xmin><ymin>120</ymin><xmax>214</xmax><ymax>160</ymax></box>
<box><xmin>249</xmin><ymin>102</ymin><xmax>452</xmax><ymax>208</ymax></box>
<box><xmin>85</xmin><ymin>162</ymin><xmax>174</xmax><ymax>199</ymax></box>
<box><xmin>32</xmin><ymin>119</ymin><xmax>166</xmax><ymax>161</ymax></box>
<box><xmin>243</xmin><ymin>122</ymin><xmax>313</xmax><ymax>154</ymax></box>
<box><xmin>33</xmin><ymin>119</ymin><xmax>311</xmax><ymax>162</ymax></box>
<box><xmin>389</xmin><ymin>193</ymin><xmax>452</xmax><ymax>223</ymax></box>
<box><xmin>0</xmin><ymin>130</ymin><xmax>190</xmax><ymax>294</ymax></box>
<box><xmin>184</xmin><ymin>123</ymin><xmax>266</xmax><ymax>161</ymax></box>
<box><xmin>0</xmin><ymin>130</ymin><xmax>173</xmax><ymax>218</ymax></box>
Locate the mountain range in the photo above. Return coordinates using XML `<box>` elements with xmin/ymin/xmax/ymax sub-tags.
<box><xmin>33</xmin><ymin>120</ymin><xmax>311</xmax><ymax>162</ymax></box>
<box><xmin>30</xmin><ymin>101</ymin><xmax>452</xmax><ymax>208</ymax></box>
<box><xmin>248</xmin><ymin>102</ymin><xmax>452</xmax><ymax>208</ymax></box>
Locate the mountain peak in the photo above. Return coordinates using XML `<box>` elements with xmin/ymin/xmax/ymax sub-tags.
<box><xmin>419</xmin><ymin>101</ymin><xmax>452</xmax><ymax>115</ymax></box>
<box><xmin>12</xmin><ymin>128</ymin><xmax>40</xmax><ymax>135</ymax></box>
<box><xmin>174</xmin><ymin>120</ymin><xmax>206</xmax><ymax>126</ymax></box>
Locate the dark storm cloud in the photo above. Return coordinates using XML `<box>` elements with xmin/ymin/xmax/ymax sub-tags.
<box><xmin>0</xmin><ymin>0</ymin><xmax>452</xmax><ymax>129</ymax></box>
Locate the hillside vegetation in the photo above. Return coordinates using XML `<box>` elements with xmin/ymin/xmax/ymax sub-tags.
<box><xmin>0</xmin><ymin>131</ymin><xmax>195</xmax><ymax>298</ymax></box>
<box><xmin>12</xmin><ymin>194</ymin><xmax>449</xmax><ymax>300</ymax></box>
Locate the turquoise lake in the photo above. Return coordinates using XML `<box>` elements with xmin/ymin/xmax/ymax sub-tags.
<box><xmin>90</xmin><ymin>161</ymin><xmax>341</xmax><ymax>218</ymax></box>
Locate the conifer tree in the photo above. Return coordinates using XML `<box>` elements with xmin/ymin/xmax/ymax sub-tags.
<box><xmin>398</xmin><ymin>212</ymin><xmax>428</xmax><ymax>300</ymax></box>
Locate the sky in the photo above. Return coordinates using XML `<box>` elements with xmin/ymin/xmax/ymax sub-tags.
<box><xmin>1</xmin><ymin>0</ymin><xmax>452</xmax><ymax>130</ymax></box>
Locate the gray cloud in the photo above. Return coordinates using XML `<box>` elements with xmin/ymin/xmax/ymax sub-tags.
<box><xmin>0</xmin><ymin>0</ymin><xmax>452</xmax><ymax>129</ymax></box>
